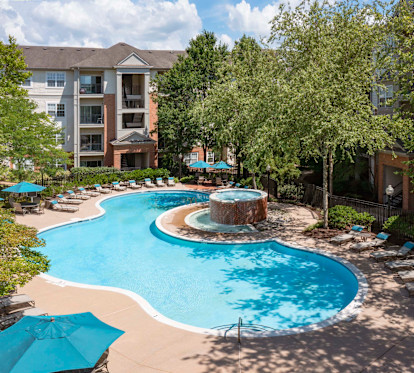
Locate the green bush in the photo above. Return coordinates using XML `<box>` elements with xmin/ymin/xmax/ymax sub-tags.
<box><xmin>279</xmin><ymin>184</ymin><xmax>304</xmax><ymax>200</ymax></box>
<box><xmin>304</xmin><ymin>221</ymin><xmax>323</xmax><ymax>232</ymax></box>
<box><xmin>328</xmin><ymin>205</ymin><xmax>375</xmax><ymax>230</ymax></box>
<box><xmin>239</xmin><ymin>177</ymin><xmax>263</xmax><ymax>190</ymax></box>
<box><xmin>70</xmin><ymin>167</ymin><xmax>121</xmax><ymax>176</ymax></box>
<box><xmin>383</xmin><ymin>215</ymin><xmax>414</xmax><ymax>237</ymax></box>
<box><xmin>180</xmin><ymin>175</ymin><xmax>194</xmax><ymax>183</ymax></box>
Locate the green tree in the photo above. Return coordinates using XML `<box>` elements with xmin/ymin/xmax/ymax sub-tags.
<box><xmin>152</xmin><ymin>31</ymin><xmax>227</xmax><ymax>177</ymax></box>
<box><xmin>269</xmin><ymin>0</ymin><xmax>409</xmax><ymax>227</ymax></box>
<box><xmin>0</xmin><ymin>209</ymin><xmax>50</xmax><ymax>296</ymax></box>
<box><xmin>0</xmin><ymin>36</ymin><xmax>70</xmax><ymax>179</ymax></box>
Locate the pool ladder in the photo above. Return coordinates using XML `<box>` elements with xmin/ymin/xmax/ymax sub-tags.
<box><xmin>212</xmin><ymin>317</ymin><xmax>276</xmax><ymax>344</ymax></box>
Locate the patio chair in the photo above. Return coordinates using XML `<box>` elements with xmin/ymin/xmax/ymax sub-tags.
<box><xmin>370</xmin><ymin>241</ymin><xmax>414</xmax><ymax>262</ymax></box>
<box><xmin>350</xmin><ymin>232</ymin><xmax>390</xmax><ymax>252</ymax></box>
<box><xmin>94</xmin><ymin>184</ymin><xmax>111</xmax><ymax>194</ymax></box>
<box><xmin>398</xmin><ymin>269</ymin><xmax>414</xmax><ymax>283</ymax></box>
<box><xmin>167</xmin><ymin>177</ymin><xmax>176</xmax><ymax>187</ymax></box>
<box><xmin>144</xmin><ymin>178</ymin><xmax>156</xmax><ymax>188</ymax></box>
<box><xmin>156</xmin><ymin>178</ymin><xmax>166</xmax><ymax>187</ymax></box>
<box><xmin>112</xmin><ymin>182</ymin><xmax>127</xmax><ymax>191</ymax></box>
<box><xmin>12</xmin><ymin>202</ymin><xmax>28</xmax><ymax>216</ymax></box>
<box><xmin>215</xmin><ymin>177</ymin><xmax>223</xmax><ymax>187</ymax></box>
<box><xmin>329</xmin><ymin>225</ymin><xmax>365</xmax><ymax>245</ymax></box>
<box><xmin>8</xmin><ymin>197</ymin><xmax>15</xmax><ymax>205</ymax></box>
<box><xmin>0</xmin><ymin>294</ymin><xmax>35</xmax><ymax>316</ymax></box>
<box><xmin>33</xmin><ymin>196</ymin><xmax>41</xmax><ymax>204</ymax></box>
<box><xmin>405</xmin><ymin>282</ymin><xmax>414</xmax><ymax>296</ymax></box>
<box><xmin>385</xmin><ymin>259</ymin><xmax>414</xmax><ymax>271</ymax></box>
<box><xmin>128</xmin><ymin>180</ymin><xmax>142</xmax><ymax>189</ymax></box>
<box><xmin>197</xmin><ymin>176</ymin><xmax>205</xmax><ymax>185</ymax></box>
<box><xmin>32</xmin><ymin>202</ymin><xmax>45</xmax><ymax>215</ymax></box>
<box><xmin>78</xmin><ymin>187</ymin><xmax>100</xmax><ymax>197</ymax></box>
<box><xmin>67</xmin><ymin>190</ymin><xmax>90</xmax><ymax>200</ymax></box>
<box><xmin>50</xmin><ymin>200</ymin><xmax>79</xmax><ymax>213</ymax></box>
<box><xmin>56</xmin><ymin>194</ymin><xmax>83</xmax><ymax>205</ymax></box>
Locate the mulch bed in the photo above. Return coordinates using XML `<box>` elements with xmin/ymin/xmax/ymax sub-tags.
<box><xmin>303</xmin><ymin>228</ymin><xmax>345</xmax><ymax>239</ymax></box>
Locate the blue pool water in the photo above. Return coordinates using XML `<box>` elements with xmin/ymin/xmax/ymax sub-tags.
<box><xmin>214</xmin><ymin>190</ymin><xmax>262</xmax><ymax>201</ymax></box>
<box><xmin>39</xmin><ymin>191</ymin><xmax>359</xmax><ymax>330</ymax></box>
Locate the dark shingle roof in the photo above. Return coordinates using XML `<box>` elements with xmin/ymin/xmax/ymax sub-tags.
<box><xmin>20</xmin><ymin>42</ymin><xmax>184</xmax><ymax>70</ymax></box>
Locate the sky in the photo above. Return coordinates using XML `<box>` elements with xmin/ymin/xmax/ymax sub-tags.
<box><xmin>0</xmin><ymin>0</ymin><xmax>301</xmax><ymax>50</ymax></box>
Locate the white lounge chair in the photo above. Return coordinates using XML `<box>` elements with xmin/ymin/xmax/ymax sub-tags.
<box><xmin>329</xmin><ymin>225</ymin><xmax>365</xmax><ymax>245</ymax></box>
<box><xmin>398</xmin><ymin>270</ymin><xmax>414</xmax><ymax>283</ymax></box>
<box><xmin>56</xmin><ymin>194</ymin><xmax>82</xmax><ymax>205</ymax></box>
<box><xmin>67</xmin><ymin>189</ymin><xmax>90</xmax><ymax>200</ymax></box>
<box><xmin>167</xmin><ymin>177</ymin><xmax>175</xmax><ymax>187</ymax></box>
<box><xmin>128</xmin><ymin>180</ymin><xmax>142</xmax><ymax>189</ymax></box>
<box><xmin>350</xmin><ymin>232</ymin><xmax>390</xmax><ymax>252</ymax></box>
<box><xmin>78</xmin><ymin>187</ymin><xmax>100</xmax><ymax>197</ymax></box>
<box><xmin>112</xmin><ymin>181</ymin><xmax>127</xmax><ymax>191</ymax></box>
<box><xmin>385</xmin><ymin>259</ymin><xmax>414</xmax><ymax>271</ymax></box>
<box><xmin>94</xmin><ymin>184</ymin><xmax>111</xmax><ymax>194</ymax></box>
<box><xmin>50</xmin><ymin>200</ymin><xmax>79</xmax><ymax>212</ymax></box>
<box><xmin>144</xmin><ymin>178</ymin><xmax>156</xmax><ymax>188</ymax></box>
<box><xmin>370</xmin><ymin>241</ymin><xmax>414</xmax><ymax>262</ymax></box>
<box><xmin>156</xmin><ymin>177</ymin><xmax>166</xmax><ymax>187</ymax></box>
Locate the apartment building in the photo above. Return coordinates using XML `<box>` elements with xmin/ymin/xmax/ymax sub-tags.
<box><xmin>20</xmin><ymin>42</ymin><xmax>184</xmax><ymax>169</ymax></box>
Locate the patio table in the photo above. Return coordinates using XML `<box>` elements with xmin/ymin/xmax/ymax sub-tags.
<box><xmin>20</xmin><ymin>202</ymin><xmax>39</xmax><ymax>213</ymax></box>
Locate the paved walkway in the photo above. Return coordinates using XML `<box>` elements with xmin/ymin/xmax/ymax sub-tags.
<box><xmin>16</xmin><ymin>186</ymin><xmax>414</xmax><ymax>372</ymax></box>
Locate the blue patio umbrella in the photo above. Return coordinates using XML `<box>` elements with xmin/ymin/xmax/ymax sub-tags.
<box><xmin>0</xmin><ymin>312</ymin><xmax>124</xmax><ymax>373</ymax></box>
<box><xmin>189</xmin><ymin>160</ymin><xmax>212</xmax><ymax>169</ymax></box>
<box><xmin>210</xmin><ymin>161</ymin><xmax>233</xmax><ymax>170</ymax></box>
<box><xmin>2</xmin><ymin>181</ymin><xmax>46</xmax><ymax>194</ymax></box>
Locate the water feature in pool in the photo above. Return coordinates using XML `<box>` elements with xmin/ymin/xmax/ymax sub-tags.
<box><xmin>214</xmin><ymin>190</ymin><xmax>262</xmax><ymax>201</ymax></box>
<box><xmin>39</xmin><ymin>191</ymin><xmax>360</xmax><ymax>331</ymax></box>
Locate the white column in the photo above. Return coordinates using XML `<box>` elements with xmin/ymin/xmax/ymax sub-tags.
<box><xmin>116</xmin><ymin>71</ymin><xmax>123</xmax><ymax>137</ymax></box>
<box><xmin>73</xmin><ymin>68</ymin><xmax>80</xmax><ymax>167</ymax></box>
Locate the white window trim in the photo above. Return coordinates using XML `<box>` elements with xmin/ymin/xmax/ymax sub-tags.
<box><xmin>22</xmin><ymin>75</ymin><xmax>32</xmax><ymax>89</ymax></box>
<box><xmin>183</xmin><ymin>152</ymin><xmax>199</xmax><ymax>166</ymax></box>
<box><xmin>46</xmin><ymin>102</ymin><xmax>65</xmax><ymax>118</ymax></box>
<box><xmin>207</xmin><ymin>151</ymin><xmax>215</xmax><ymax>164</ymax></box>
<box><xmin>378</xmin><ymin>84</ymin><xmax>393</xmax><ymax>108</ymax></box>
<box><xmin>45</xmin><ymin>71</ymin><xmax>66</xmax><ymax>88</ymax></box>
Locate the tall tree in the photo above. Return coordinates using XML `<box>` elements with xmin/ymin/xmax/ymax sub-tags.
<box><xmin>269</xmin><ymin>0</ymin><xmax>409</xmax><ymax>227</ymax></box>
<box><xmin>152</xmin><ymin>31</ymin><xmax>227</xmax><ymax>177</ymax></box>
<box><xmin>0</xmin><ymin>36</ymin><xmax>70</xmax><ymax>177</ymax></box>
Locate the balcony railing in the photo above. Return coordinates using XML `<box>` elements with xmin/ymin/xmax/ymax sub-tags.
<box><xmin>80</xmin><ymin>144</ymin><xmax>103</xmax><ymax>152</ymax></box>
<box><xmin>80</xmin><ymin>114</ymin><xmax>103</xmax><ymax>124</ymax></box>
<box><xmin>122</xmin><ymin>95</ymin><xmax>144</xmax><ymax>109</ymax></box>
<box><xmin>80</xmin><ymin>84</ymin><xmax>102</xmax><ymax>94</ymax></box>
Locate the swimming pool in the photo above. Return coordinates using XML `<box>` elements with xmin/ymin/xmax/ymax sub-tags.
<box><xmin>38</xmin><ymin>191</ymin><xmax>364</xmax><ymax>335</ymax></box>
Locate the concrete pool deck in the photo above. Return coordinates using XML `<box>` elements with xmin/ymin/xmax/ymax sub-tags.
<box><xmin>15</xmin><ymin>186</ymin><xmax>414</xmax><ymax>372</ymax></box>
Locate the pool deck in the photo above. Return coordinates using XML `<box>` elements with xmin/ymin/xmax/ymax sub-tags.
<box><xmin>15</xmin><ymin>186</ymin><xmax>414</xmax><ymax>372</ymax></box>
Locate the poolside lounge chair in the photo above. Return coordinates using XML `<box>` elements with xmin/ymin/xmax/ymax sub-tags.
<box><xmin>112</xmin><ymin>181</ymin><xmax>127</xmax><ymax>191</ymax></box>
<box><xmin>167</xmin><ymin>177</ymin><xmax>176</xmax><ymax>187</ymax></box>
<box><xmin>385</xmin><ymin>259</ymin><xmax>414</xmax><ymax>271</ymax></box>
<box><xmin>78</xmin><ymin>187</ymin><xmax>100</xmax><ymax>197</ymax></box>
<box><xmin>12</xmin><ymin>202</ymin><xmax>28</xmax><ymax>215</ymax></box>
<box><xmin>0</xmin><ymin>294</ymin><xmax>35</xmax><ymax>315</ymax></box>
<box><xmin>398</xmin><ymin>270</ymin><xmax>414</xmax><ymax>283</ymax></box>
<box><xmin>156</xmin><ymin>178</ymin><xmax>166</xmax><ymax>187</ymax></box>
<box><xmin>128</xmin><ymin>180</ymin><xmax>142</xmax><ymax>189</ymax></box>
<box><xmin>32</xmin><ymin>202</ymin><xmax>45</xmax><ymax>215</ymax></box>
<box><xmin>144</xmin><ymin>178</ymin><xmax>156</xmax><ymax>188</ymax></box>
<box><xmin>228</xmin><ymin>181</ymin><xmax>235</xmax><ymax>188</ymax></box>
<box><xmin>329</xmin><ymin>225</ymin><xmax>365</xmax><ymax>245</ymax></box>
<box><xmin>235</xmin><ymin>183</ymin><xmax>242</xmax><ymax>188</ymax></box>
<box><xmin>0</xmin><ymin>307</ymin><xmax>47</xmax><ymax>331</ymax></box>
<box><xmin>50</xmin><ymin>200</ymin><xmax>79</xmax><ymax>212</ymax></box>
<box><xmin>350</xmin><ymin>232</ymin><xmax>390</xmax><ymax>252</ymax></box>
<box><xmin>405</xmin><ymin>282</ymin><xmax>414</xmax><ymax>296</ymax></box>
<box><xmin>370</xmin><ymin>241</ymin><xmax>414</xmax><ymax>262</ymax></box>
<box><xmin>94</xmin><ymin>184</ymin><xmax>111</xmax><ymax>194</ymax></box>
<box><xmin>56</xmin><ymin>194</ymin><xmax>83</xmax><ymax>205</ymax></box>
<box><xmin>67</xmin><ymin>189</ymin><xmax>90</xmax><ymax>200</ymax></box>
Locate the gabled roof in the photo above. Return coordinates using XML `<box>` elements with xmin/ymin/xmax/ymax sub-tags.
<box><xmin>19</xmin><ymin>42</ymin><xmax>185</xmax><ymax>70</ymax></box>
<box><xmin>110</xmin><ymin>131</ymin><xmax>156</xmax><ymax>146</ymax></box>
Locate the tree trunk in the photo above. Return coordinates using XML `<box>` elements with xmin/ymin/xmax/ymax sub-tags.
<box><xmin>329</xmin><ymin>150</ymin><xmax>334</xmax><ymax>196</ymax></box>
<box><xmin>252</xmin><ymin>173</ymin><xmax>257</xmax><ymax>189</ymax></box>
<box><xmin>203</xmin><ymin>145</ymin><xmax>207</xmax><ymax>162</ymax></box>
<box><xmin>237</xmin><ymin>156</ymin><xmax>241</xmax><ymax>179</ymax></box>
<box><xmin>178</xmin><ymin>155</ymin><xmax>183</xmax><ymax>180</ymax></box>
<box><xmin>322</xmin><ymin>149</ymin><xmax>329</xmax><ymax>228</ymax></box>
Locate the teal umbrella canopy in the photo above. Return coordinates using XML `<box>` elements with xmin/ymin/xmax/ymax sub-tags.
<box><xmin>0</xmin><ymin>312</ymin><xmax>124</xmax><ymax>373</ymax></box>
<box><xmin>189</xmin><ymin>160</ymin><xmax>211</xmax><ymax>169</ymax></box>
<box><xmin>211</xmin><ymin>161</ymin><xmax>233</xmax><ymax>170</ymax></box>
<box><xmin>2</xmin><ymin>182</ymin><xmax>46</xmax><ymax>194</ymax></box>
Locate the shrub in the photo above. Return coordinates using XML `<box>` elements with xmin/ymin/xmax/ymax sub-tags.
<box><xmin>70</xmin><ymin>167</ymin><xmax>121</xmax><ymax>176</ymax></box>
<box><xmin>279</xmin><ymin>184</ymin><xmax>305</xmax><ymax>200</ymax></box>
<box><xmin>383</xmin><ymin>215</ymin><xmax>414</xmax><ymax>237</ymax></box>
<box><xmin>328</xmin><ymin>205</ymin><xmax>375</xmax><ymax>230</ymax></box>
<box><xmin>180</xmin><ymin>175</ymin><xmax>194</xmax><ymax>183</ymax></box>
<box><xmin>304</xmin><ymin>221</ymin><xmax>323</xmax><ymax>232</ymax></box>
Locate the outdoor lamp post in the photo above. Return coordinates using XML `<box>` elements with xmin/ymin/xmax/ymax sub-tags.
<box><xmin>266</xmin><ymin>164</ymin><xmax>271</xmax><ymax>200</ymax></box>
<box><xmin>385</xmin><ymin>184</ymin><xmax>394</xmax><ymax>216</ymax></box>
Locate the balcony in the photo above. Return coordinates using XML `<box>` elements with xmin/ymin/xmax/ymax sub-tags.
<box><xmin>80</xmin><ymin>144</ymin><xmax>103</xmax><ymax>152</ymax></box>
<box><xmin>80</xmin><ymin>114</ymin><xmax>103</xmax><ymax>125</ymax></box>
<box><xmin>80</xmin><ymin>134</ymin><xmax>103</xmax><ymax>154</ymax></box>
<box><xmin>80</xmin><ymin>84</ymin><xmax>102</xmax><ymax>94</ymax></box>
<box><xmin>122</xmin><ymin>113</ymin><xmax>144</xmax><ymax>129</ymax></box>
<box><xmin>122</xmin><ymin>95</ymin><xmax>144</xmax><ymax>109</ymax></box>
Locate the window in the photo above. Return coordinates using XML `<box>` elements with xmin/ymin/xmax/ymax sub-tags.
<box><xmin>379</xmin><ymin>85</ymin><xmax>393</xmax><ymax>107</ymax></box>
<box><xmin>80</xmin><ymin>106</ymin><xmax>102</xmax><ymax>124</ymax></box>
<box><xmin>22</xmin><ymin>76</ymin><xmax>32</xmax><ymax>88</ymax></box>
<box><xmin>80</xmin><ymin>75</ymin><xmax>102</xmax><ymax>94</ymax></box>
<box><xmin>207</xmin><ymin>151</ymin><xmax>215</xmax><ymax>164</ymax></box>
<box><xmin>47</xmin><ymin>103</ymin><xmax>65</xmax><ymax>117</ymax></box>
<box><xmin>47</xmin><ymin>72</ymin><xmax>65</xmax><ymax>87</ymax></box>
<box><xmin>80</xmin><ymin>160</ymin><xmax>102</xmax><ymax>167</ymax></box>
<box><xmin>183</xmin><ymin>152</ymin><xmax>198</xmax><ymax>166</ymax></box>
<box><xmin>80</xmin><ymin>134</ymin><xmax>102</xmax><ymax>152</ymax></box>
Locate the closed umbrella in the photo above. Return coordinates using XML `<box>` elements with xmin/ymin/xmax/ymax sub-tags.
<box><xmin>0</xmin><ymin>312</ymin><xmax>124</xmax><ymax>373</ymax></box>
